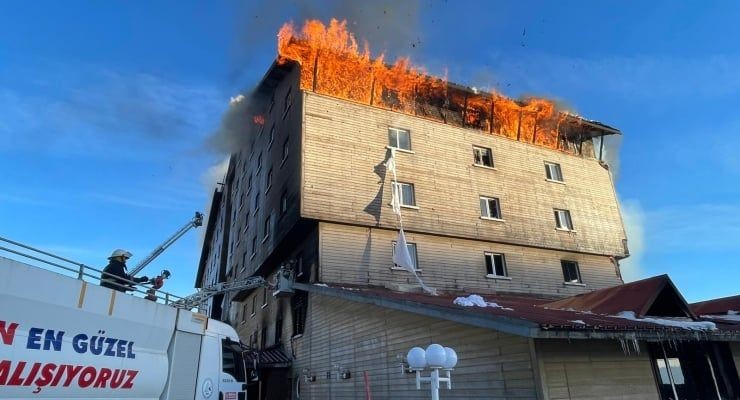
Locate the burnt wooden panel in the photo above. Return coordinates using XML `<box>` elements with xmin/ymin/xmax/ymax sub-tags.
<box><xmin>291</xmin><ymin>293</ymin><xmax>538</xmax><ymax>399</ymax></box>
<box><xmin>319</xmin><ymin>222</ymin><xmax>621</xmax><ymax>297</ymax></box>
<box><xmin>301</xmin><ymin>93</ymin><xmax>627</xmax><ymax>258</ymax></box>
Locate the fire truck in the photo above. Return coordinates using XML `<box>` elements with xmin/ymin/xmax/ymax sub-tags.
<box><xmin>0</xmin><ymin>214</ymin><xmax>293</xmax><ymax>399</ymax></box>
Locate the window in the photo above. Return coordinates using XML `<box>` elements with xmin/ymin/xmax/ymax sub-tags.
<box><xmin>281</xmin><ymin>138</ymin><xmax>289</xmax><ymax>163</ymax></box>
<box><xmin>392</xmin><ymin>182</ymin><xmax>416</xmax><ymax>207</ymax></box>
<box><xmin>268</xmin><ymin>125</ymin><xmax>275</xmax><ymax>149</ymax></box>
<box><xmin>473</xmin><ymin>146</ymin><xmax>494</xmax><ymax>168</ymax></box>
<box><xmin>262</xmin><ymin>287</ymin><xmax>268</xmax><ymax>307</ymax></box>
<box><xmin>485</xmin><ymin>252</ymin><xmax>508</xmax><ymax>277</ymax></box>
<box><xmin>260</xmin><ymin>326</ymin><xmax>267</xmax><ymax>349</ymax></box>
<box><xmin>241</xmin><ymin>251</ymin><xmax>247</xmax><ymax>272</ymax></box>
<box><xmin>247</xmin><ymin>174</ymin><xmax>252</xmax><ymax>193</ymax></box>
<box><xmin>251</xmin><ymin>296</ymin><xmax>256</xmax><ymax>316</ymax></box>
<box><xmin>266</xmin><ymin>168</ymin><xmax>273</xmax><ymax>192</ymax></box>
<box><xmin>292</xmin><ymin>291</ymin><xmax>308</xmax><ymax>336</ymax></box>
<box><xmin>554</xmin><ymin>209</ymin><xmax>574</xmax><ymax>230</ymax></box>
<box><xmin>274</xmin><ymin>314</ymin><xmax>283</xmax><ymax>345</ymax></box>
<box><xmin>280</xmin><ymin>190</ymin><xmax>288</xmax><ymax>215</ymax></box>
<box><xmin>263</xmin><ymin>215</ymin><xmax>271</xmax><ymax>240</ymax></box>
<box><xmin>253</xmin><ymin>191</ymin><xmax>260</xmax><ymax>214</ymax></box>
<box><xmin>283</xmin><ymin>87</ymin><xmax>293</xmax><ymax>119</ymax></box>
<box><xmin>655</xmin><ymin>357</ymin><xmax>685</xmax><ymax>385</ymax></box>
<box><xmin>479</xmin><ymin>196</ymin><xmax>502</xmax><ymax>220</ymax></box>
<box><xmin>268</xmin><ymin>95</ymin><xmax>275</xmax><ymax>113</ymax></box>
<box><xmin>250</xmin><ymin>236</ymin><xmax>257</xmax><ymax>259</ymax></box>
<box><xmin>221</xmin><ymin>339</ymin><xmax>246</xmax><ymax>381</ymax></box>
<box><xmin>388</xmin><ymin>127</ymin><xmax>411</xmax><ymax>150</ymax></box>
<box><xmin>243</xmin><ymin>212</ymin><xmax>249</xmax><ymax>232</ymax></box>
<box><xmin>561</xmin><ymin>260</ymin><xmax>582</xmax><ymax>283</ymax></box>
<box><xmin>545</xmin><ymin>162</ymin><xmax>563</xmax><ymax>182</ymax></box>
<box><xmin>257</xmin><ymin>153</ymin><xmax>262</xmax><ymax>172</ymax></box>
<box><xmin>391</xmin><ymin>241</ymin><xmax>418</xmax><ymax>270</ymax></box>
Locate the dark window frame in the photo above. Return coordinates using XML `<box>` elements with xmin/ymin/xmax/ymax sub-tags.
<box><xmin>484</xmin><ymin>252</ymin><xmax>508</xmax><ymax>277</ymax></box>
<box><xmin>561</xmin><ymin>260</ymin><xmax>582</xmax><ymax>283</ymax></box>
<box><xmin>473</xmin><ymin>145</ymin><xmax>494</xmax><ymax>168</ymax></box>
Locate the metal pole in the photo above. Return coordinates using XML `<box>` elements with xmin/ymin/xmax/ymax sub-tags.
<box><xmin>430</xmin><ymin>369</ymin><xmax>440</xmax><ymax>400</ymax></box>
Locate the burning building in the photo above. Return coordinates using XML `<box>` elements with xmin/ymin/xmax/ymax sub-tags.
<box><xmin>196</xmin><ymin>19</ymin><xmax>740</xmax><ymax>400</ymax></box>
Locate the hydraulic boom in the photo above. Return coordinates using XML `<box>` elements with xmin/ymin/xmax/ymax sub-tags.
<box><xmin>128</xmin><ymin>211</ymin><xmax>203</xmax><ymax>276</ymax></box>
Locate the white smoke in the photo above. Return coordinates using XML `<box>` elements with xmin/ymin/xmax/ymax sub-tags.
<box><xmin>618</xmin><ymin>199</ymin><xmax>645</xmax><ymax>282</ymax></box>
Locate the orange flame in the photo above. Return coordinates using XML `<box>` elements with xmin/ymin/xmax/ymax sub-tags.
<box><xmin>278</xmin><ymin>19</ymin><xmax>576</xmax><ymax>152</ymax></box>
<box><xmin>253</xmin><ymin>115</ymin><xmax>265</xmax><ymax>125</ymax></box>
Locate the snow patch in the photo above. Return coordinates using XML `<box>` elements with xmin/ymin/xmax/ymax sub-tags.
<box><xmin>569</xmin><ymin>320</ymin><xmax>586</xmax><ymax>325</ymax></box>
<box><xmin>313</xmin><ymin>283</ymin><xmax>329</xmax><ymax>287</ymax></box>
<box><xmin>701</xmin><ymin>313</ymin><xmax>740</xmax><ymax>322</ymax></box>
<box><xmin>453</xmin><ymin>294</ymin><xmax>513</xmax><ymax>310</ymax></box>
<box><xmin>614</xmin><ymin>311</ymin><xmax>717</xmax><ymax>331</ymax></box>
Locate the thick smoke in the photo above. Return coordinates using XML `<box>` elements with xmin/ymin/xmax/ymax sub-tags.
<box><xmin>206</xmin><ymin>93</ymin><xmax>255</xmax><ymax>156</ymax></box>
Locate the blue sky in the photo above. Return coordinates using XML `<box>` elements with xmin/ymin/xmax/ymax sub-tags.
<box><xmin>1</xmin><ymin>1</ymin><xmax>738</xmax><ymax>302</ymax></box>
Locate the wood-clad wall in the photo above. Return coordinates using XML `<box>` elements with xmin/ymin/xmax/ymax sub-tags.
<box><xmin>535</xmin><ymin>339</ymin><xmax>659</xmax><ymax>400</ymax></box>
<box><xmin>302</xmin><ymin>92</ymin><xmax>627</xmax><ymax>258</ymax></box>
<box><xmin>319</xmin><ymin>222</ymin><xmax>621</xmax><ymax>297</ymax></box>
<box><xmin>291</xmin><ymin>294</ymin><xmax>538</xmax><ymax>399</ymax></box>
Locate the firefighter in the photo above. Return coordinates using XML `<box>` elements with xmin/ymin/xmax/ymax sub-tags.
<box><xmin>101</xmin><ymin>249</ymin><xmax>149</xmax><ymax>292</ymax></box>
<box><xmin>145</xmin><ymin>269</ymin><xmax>171</xmax><ymax>301</ymax></box>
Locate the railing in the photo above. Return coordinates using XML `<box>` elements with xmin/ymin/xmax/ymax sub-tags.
<box><xmin>0</xmin><ymin>235</ymin><xmax>185</xmax><ymax>305</ymax></box>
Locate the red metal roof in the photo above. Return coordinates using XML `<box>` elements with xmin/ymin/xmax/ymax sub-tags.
<box><xmin>691</xmin><ymin>295</ymin><xmax>740</xmax><ymax>315</ymax></box>
<box><xmin>308</xmin><ymin>281</ymin><xmax>739</xmax><ymax>338</ymax></box>
<box><xmin>541</xmin><ymin>274</ymin><xmax>695</xmax><ymax>318</ymax></box>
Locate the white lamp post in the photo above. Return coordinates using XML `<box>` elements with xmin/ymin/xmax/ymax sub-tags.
<box><xmin>405</xmin><ymin>344</ymin><xmax>458</xmax><ymax>400</ymax></box>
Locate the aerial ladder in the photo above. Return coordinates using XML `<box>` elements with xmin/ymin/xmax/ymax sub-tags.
<box><xmin>171</xmin><ymin>262</ymin><xmax>295</xmax><ymax>310</ymax></box>
<box><xmin>128</xmin><ymin>211</ymin><xmax>204</xmax><ymax>276</ymax></box>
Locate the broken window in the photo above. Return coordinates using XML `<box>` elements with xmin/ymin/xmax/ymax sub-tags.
<box><xmin>392</xmin><ymin>241</ymin><xmax>418</xmax><ymax>270</ymax></box>
<box><xmin>388</xmin><ymin>127</ymin><xmax>411</xmax><ymax>150</ymax></box>
<box><xmin>485</xmin><ymin>252</ymin><xmax>508</xmax><ymax>277</ymax></box>
<box><xmin>480</xmin><ymin>196</ymin><xmax>502</xmax><ymax>220</ymax></box>
<box><xmin>292</xmin><ymin>290</ymin><xmax>308</xmax><ymax>337</ymax></box>
<box><xmin>263</xmin><ymin>215</ymin><xmax>271</xmax><ymax>239</ymax></box>
<box><xmin>473</xmin><ymin>146</ymin><xmax>494</xmax><ymax>168</ymax></box>
<box><xmin>268</xmin><ymin>125</ymin><xmax>275</xmax><ymax>148</ymax></box>
<box><xmin>392</xmin><ymin>182</ymin><xmax>416</xmax><ymax>207</ymax></box>
<box><xmin>262</xmin><ymin>287</ymin><xmax>268</xmax><ymax>307</ymax></box>
<box><xmin>282</xmin><ymin>138</ymin><xmax>289</xmax><ymax>163</ymax></box>
<box><xmin>545</xmin><ymin>162</ymin><xmax>564</xmax><ymax>182</ymax></box>
<box><xmin>554</xmin><ymin>209</ymin><xmax>573</xmax><ymax>230</ymax></box>
<box><xmin>280</xmin><ymin>190</ymin><xmax>288</xmax><ymax>215</ymax></box>
<box><xmin>561</xmin><ymin>260</ymin><xmax>582</xmax><ymax>283</ymax></box>
<box><xmin>250</xmin><ymin>236</ymin><xmax>257</xmax><ymax>259</ymax></box>
<box><xmin>275</xmin><ymin>314</ymin><xmax>283</xmax><ymax>345</ymax></box>
<box><xmin>283</xmin><ymin>87</ymin><xmax>293</xmax><ymax>119</ymax></box>
<box><xmin>265</xmin><ymin>168</ymin><xmax>273</xmax><ymax>192</ymax></box>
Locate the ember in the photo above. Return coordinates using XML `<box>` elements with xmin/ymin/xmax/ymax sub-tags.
<box><xmin>277</xmin><ymin>19</ymin><xmax>592</xmax><ymax>153</ymax></box>
<box><xmin>253</xmin><ymin>115</ymin><xmax>265</xmax><ymax>125</ymax></box>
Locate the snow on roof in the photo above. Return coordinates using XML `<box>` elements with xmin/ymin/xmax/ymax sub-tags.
<box><xmin>453</xmin><ymin>294</ymin><xmax>513</xmax><ymax>310</ymax></box>
<box><xmin>614</xmin><ymin>311</ymin><xmax>717</xmax><ymax>331</ymax></box>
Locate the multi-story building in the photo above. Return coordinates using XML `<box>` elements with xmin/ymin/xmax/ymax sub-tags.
<box><xmin>196</xmin><ymin>52</ymin><xmax>740</xmax><ymax>399</ymax></box>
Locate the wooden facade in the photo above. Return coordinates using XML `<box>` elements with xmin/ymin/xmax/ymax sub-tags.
<box><xmin>195</xmin><ymin>65</ymin><xmax>712</xmax><ymax>400</ymax></box>
<box><xmin>302</xmin><ymin>92</ymin><xmax>628</xmax><ymax>258</ymax></box>
<box><xmin>535</xmin><ymin>340</ymin><xmax>659</xmax><ymax>400</ymax></box>
<box><xmin>292</xmin><ymin>294</ymin><xmax>538</xmax><ymax>399</ymax></box>
<box><xmin>318</xmin><ymin>222</ymin><xmax>621</xmax><ymax>297</ymax></box>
